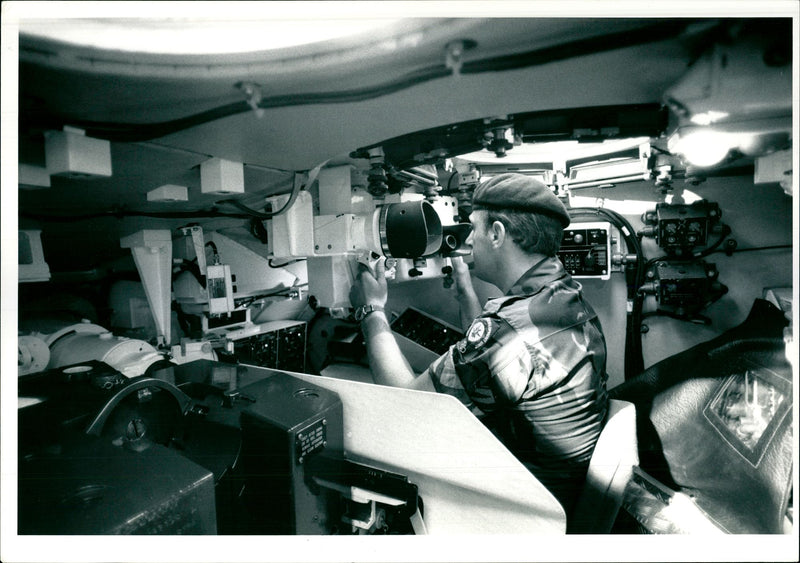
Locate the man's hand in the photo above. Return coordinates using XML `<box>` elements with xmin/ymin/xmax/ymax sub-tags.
<box><xmin>350</xmin><ymin>258</ymin><xmax>388</xmax><ymax>310</ymax></box>
<box><xmin>347</xmin><ymin>257</ymin><xmax>430</xmax><ymax>390</ymax></box>
<box><xmin>451</xmin><ymin>256</ymin><xmax>472</xmax><ymax>294</ymax></box>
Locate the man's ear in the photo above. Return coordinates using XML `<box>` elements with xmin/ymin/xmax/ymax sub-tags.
<box><xmin>489</xmin><ymin>220</ymin><xmax>506</xmax><ymax>249</ymax></box>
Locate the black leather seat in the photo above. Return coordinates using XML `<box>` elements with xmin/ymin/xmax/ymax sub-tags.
<box><xmin>611</xmin><ymin>299</ymin><xmax>793</xmax><ymax>533</ymax></box>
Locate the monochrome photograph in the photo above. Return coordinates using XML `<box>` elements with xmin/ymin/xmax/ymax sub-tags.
<box><xmin>2</xmin><ymin>2</ymin><xmax>797</xmax><ymax>562</ymax></box>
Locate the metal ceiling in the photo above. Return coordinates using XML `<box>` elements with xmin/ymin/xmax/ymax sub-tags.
<box><xmin>11</xmin><ymin>15</ymin><xmax>793</xmax><ymax>271</ymax></box>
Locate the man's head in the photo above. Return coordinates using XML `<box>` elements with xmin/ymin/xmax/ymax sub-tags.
<box><xmin>466</xmin><ymin>173</ymin><xmax>570</xmax><ymax>285</ymax></box>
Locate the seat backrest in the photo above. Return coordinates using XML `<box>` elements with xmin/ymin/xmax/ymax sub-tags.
<box><xmin>568</xmin><ymin>399</ymin><xmax>638</xmax><ymax>534</ymax></box>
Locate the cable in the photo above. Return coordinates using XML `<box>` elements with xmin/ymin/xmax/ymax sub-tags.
<box><xmin>461</xmin><ymin>21</ymin><xmax>694</xmax><ymax>75</ymax></box>
<box><xmin>569</xmin><ymin>208</ymin><xmax>643</xmax><ymax>262</ymax></box>
<box><xmin>172</xmin><ymin>259</ymin><xmax>206</xmax><ymax>289</ymax></box>
<box><xmin>205</xmin><ymin>241</ymin><xmax>219</xmax><ymax>256</ymax></box>
<box><xmin>646</xmin><ymin>244</ymin><xmax>794</xmax><ymax>270</ymax></box>
<box><xmin>217</xmin><ymin>179</ymin><xmax>303</xmax><ymax>220</ymax></box>
<box><xmin>642</xmin><ymin>223</ymin><xmax>732</xmax><ymax>269</ymax></box>
<box><xmin>22</xmin><ymin>186</ymin><xmax>304</xmax><ymax>224</ymax></box>
<box><xmin>568</xmin><ymin>207</ymin><xmax>646</xmax><ymax>379</ymax></box>
<box><xmin>635</xmin><ymin>225</ymin><xmax>734</xmax><ymax>370</ymax></box>
<box><xmin>134</xmin><ymin>141</ymin><xmax>296</xmax><ymax>174</ymax></box>
<box><xmin>22</xmin><ymin>21</ymin><xmax>699</xmax><ymax>143</ymax></box>
<box><xmin>691</xmin><ymin>224</ymin><xmax>731</xmax><ymax>259</ymax></box>
<box><xmin>640</xmin><ymin>281</ymin><xmax>728</xmax><ymax>326</ymax></box>
<box><xmin>567</xmin><ymin>207</ymin><xmax>646</xmax><ymax>298</ymax></box>
<box><xmin>445</xmin><ymin>171</ymin><xmax>460</xmax><ymax>194</ymax></box>
<box><xmin>20</xmin><ymin>208</ymin><xmax>255</xmax><ymax>222</ymax></box>
<box><xmin>714</xmin><ymin>244</ymin><xmax>792</xmax><ymax>254</ymax></box>
<box><xmin>233</xmin><ymin>283</ymin><xmax>309</xmax><ymax>308</ymax></box>
<box><xmin>649</xmin><ymin>146</ymin><xmax>674</xmax><ymax>156</ymax></box>
<box><xmin>249</xmin><ymin>217</ymin><xmax>269</xmax><ymax>244</ymax></box>
<box><xmin>268</xmin><ymin>258</ymin><xmax>306</xmax><ymax>268</ymax></box>
<box><xmin>216</xmin><ymin>198</ymin><xmax>274</xmax><ymax>219</ymax></box>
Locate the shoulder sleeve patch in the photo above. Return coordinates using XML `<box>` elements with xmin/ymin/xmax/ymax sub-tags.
<box><xmin>463</xmin><ymin>318</ymin><xmax>496</xmax><ymax>350</ymax></box>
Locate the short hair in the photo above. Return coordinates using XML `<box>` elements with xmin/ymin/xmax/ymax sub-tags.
<box><xmin>484</xmin><ymin>208</ymin><xmax>564</xmax><ymax>256</ymax></box>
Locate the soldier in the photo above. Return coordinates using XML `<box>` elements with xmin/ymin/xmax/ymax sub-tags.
<box><xmin>350</xmin><ymin>173</ymin><xmax>608</xmax><ymax>514</ymax></box>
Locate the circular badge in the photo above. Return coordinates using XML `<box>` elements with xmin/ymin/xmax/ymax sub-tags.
<box><xmin>466</xmin><ymin>318</ymin><xmax>492</xmax><ymax>348</ymax></box>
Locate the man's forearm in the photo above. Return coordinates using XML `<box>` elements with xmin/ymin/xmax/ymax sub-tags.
<box><xmin>456</xmin><ymin>290</ymin><xmax>482</xmax><ymax>331</ymax></box>
<box><xmin>360</xmin><ymin>310</ymin><xmax>418</xmax><ymax>388</ymax></box>
<box><xmin>452</xmin><ymin>262</ymin><xmax>482</xmax><ymax>330</ymax></box>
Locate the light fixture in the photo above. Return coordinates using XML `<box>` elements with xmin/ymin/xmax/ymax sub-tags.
<box><xmin>664</xmin><ymin>35</ymin><xmax>791</xmax><ymax>128</ymax></box>
<box><xmin>668</xmin><ymin>116</ymin><xmax>791</xmax><ymax>168</ymax></box>
<box><xmin>668</xmin><ymin>130</ymin><xmax>733</xmax><ymax>168</ymax></box>
<box><xmin>689</xmin><ymin>111</ymin><xmax>729</xmax><ymax>126</ymax></box>
<box><xmin>663</xmin><ymin>26</ymin><xmax>791</xmax><ymax>169</ymax></box>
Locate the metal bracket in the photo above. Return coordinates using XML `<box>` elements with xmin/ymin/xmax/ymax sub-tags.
<box><xmin>236</xmin><ymin>81</ymin><xmax>265</xmax><ymax>118</ymax></box>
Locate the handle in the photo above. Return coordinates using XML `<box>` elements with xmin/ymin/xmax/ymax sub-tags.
<box><xmin>85</xmin><ymin>376</ymin><xmax>192</xmax><ymax>436</ymax></box>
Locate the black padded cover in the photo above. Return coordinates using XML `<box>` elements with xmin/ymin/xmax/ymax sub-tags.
<box><xmin>611</xmin><ymin>299</ymin><xmax>793</xmax><ymax>533</ymax></box>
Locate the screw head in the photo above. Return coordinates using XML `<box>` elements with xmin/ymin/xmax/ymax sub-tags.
<box><xmin>126</xmin><ymin>418</ymin><xmax>147</xmax><ymax>441</ymax></box>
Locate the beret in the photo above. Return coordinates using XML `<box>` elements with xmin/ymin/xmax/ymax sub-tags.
<box><xmin>472</xmin><ymin>173</ymin><xmax>571</xmax><ymax>228</ymax></box>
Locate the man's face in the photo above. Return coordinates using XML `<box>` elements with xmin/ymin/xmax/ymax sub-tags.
<box><xmin>465</xmin><ymin>210</ymin><xmax>494</xmax><ymax>283</ymax></box>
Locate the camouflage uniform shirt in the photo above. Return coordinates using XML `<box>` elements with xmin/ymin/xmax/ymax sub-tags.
<box><xmin>422</xmin><ymin>256</ymin><xmax>609</xmax><ymax>510</ymax></box>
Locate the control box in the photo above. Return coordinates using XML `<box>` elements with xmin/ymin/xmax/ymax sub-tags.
<box><xmin>18</xmin><ymin>436</ymin><xmax>217</xmax><ymax>534</ymax></box>
<box><xmin>238</xmin><ymin>371</ymin><xmax>344</xmax><ymax>534</ymax></box>
<box><xmin>206</xmin><ymin>264</ymin><xmax>235</xmax><ymax>315</ymax></box>
<box><xmin>644</xmin><ymin>200</ymin><xmax>721</xmax><ymax>253</ymax></box>
<box><xmin>391</xmin><ymin>307</ymin><xmax>464</xmax><ymax>355</ymax></box>
<box><xmin>225</xmin><ymin>320</ymin><xmax>307</xmax><ymax>372</ymax></box>
<box><xmin>558</xmin><ymin>221</ymin><xmax>612</xmax><ymax>280</ymax></box>
<box><xmin>390</xmin><ymin>308</ymin><xmax>464</xmax><ymax>372</ymax></box>
<box><xmin>651</xmin><ymin>260</ymin><xmax>725</xmax><ymax>313</ymax></box>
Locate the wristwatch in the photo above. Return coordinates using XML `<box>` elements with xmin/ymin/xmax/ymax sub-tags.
<box><xmin>354</xmin><ymin>304</ymin><xmax>384</xmax><ymax>322</ymax></box>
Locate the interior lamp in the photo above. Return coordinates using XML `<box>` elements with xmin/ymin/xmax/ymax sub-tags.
<box><xmin>668</xmin><ymin>129</ymin><xmax>733</xmax><ymax>168</ymax></box>
<box><xmin>689</xmin><ymin>111</ymin><xmax>729</xmax><ymax>126</ymax></box>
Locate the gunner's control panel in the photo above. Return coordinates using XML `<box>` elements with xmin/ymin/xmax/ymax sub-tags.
<box><xmin>558</xmin><ymin>222</ymin><xmax>612</xmax><ymax>279</ymax></box>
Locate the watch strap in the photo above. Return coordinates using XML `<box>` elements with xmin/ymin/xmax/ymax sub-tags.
<box><xmin>355</xmin><ymin>304</ymin><xmax>384</xmax><ymax>322</ymax></box>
